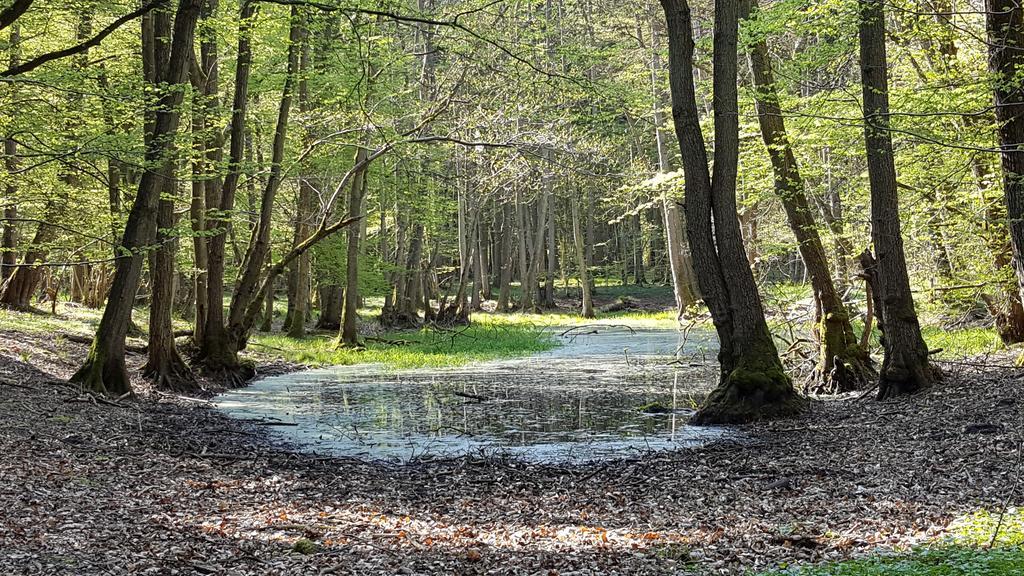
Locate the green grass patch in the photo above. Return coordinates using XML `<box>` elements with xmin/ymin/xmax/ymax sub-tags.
<box><xmin>760</xmin><ymin>546</ymin><xmax>1024</xmax><ymax>576</ymax></box>
<box><xmin>487</xmin><ymin>308</ymin><xmax>681</xmax><ymax>330</ymax></box>
<box><xmin>759</xmin><ymin>509</ymin><xmax>1024</xmax><ymax>575</ymax></box>
<box><xmin>950</xmin><ymin>509</ymin><xmax>1024</xmax><ymax>548</ymax></box>
<box><xmin>0</xmin><ymin>305</ymin><xmax>105</xmax><ymax>336</ymax></box>
<box><xmin>248</xmin><ymin>320</ymin><xmax>557</xmax><ymax>369</ymax></box>
<box><xmin>921</xmin><ymin>326</ymin><xmax>1006</xmax><ymax>358</ymax></box>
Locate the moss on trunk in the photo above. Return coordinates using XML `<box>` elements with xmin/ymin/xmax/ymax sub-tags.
<box><xmin>70</xmin><ymin>340</ymin><xmax>133</xmax><ymax>398</ymax></box>
<box><xmin>814</xmin><ymin>309</ymin><xmax>876</xmax><ymax>394</ymax></box>
<box><xmin>692</xmin><ymin>346</ymin><xmax>806</xmax><ymax>425</ymax></box>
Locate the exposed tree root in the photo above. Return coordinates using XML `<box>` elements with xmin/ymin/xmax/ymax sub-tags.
<box><xmin>810</xmin><ymin>345</ymin><xmax>876</xmax><ymax>395</ymax></box>
<box><xmin>692</xmin><ymin>355</ymin><xmax>807</xmax><ymax>425</ymax></box>
<box><xmin>142</xmin><ymin>353</ymin><xmax>199</xmax><ymax>394</ymax></box>
<box><xmin>69</xmin><ymin>352</ymin><xmax>133</xmax><ymax>398</ymax></box>
<box><xmin>197</xmin><ymin>363</ymin><xmax>257</xmax><ymax>389</ymax></box>
<box><xmin>876</xmin><ymin>353</ymin><xmax>941</xmax><ymax>400</ymax></box>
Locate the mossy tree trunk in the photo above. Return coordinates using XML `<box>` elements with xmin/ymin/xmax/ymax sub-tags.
<box><xmin>858</xmin><ymin>0</ymin><xmax>936</xmax><ymax>399</ymax></box>
<box><xmin>746</xmin><ymin>0</ymin><xmax>874</xmax><ymax>393</ymax></box>
<box><xmin>660</xmin><ymin>0</ymin><xmax>804</xmax><ymax>424</ymax></box>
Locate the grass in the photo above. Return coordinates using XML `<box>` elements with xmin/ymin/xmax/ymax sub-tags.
<box><xmin>761</xmin><ymin>547</ymin><xmax>1024</xmax><ymax>576</ymax></box>
<box><xmin>248</xmin><ymin>318</ymin><xmax>558</xmax><ymax>370</ymax></box>
<box><xmin>922</xmin><ymin>326</ymin><xmax>1007</xmax><ymax>359</ymax></box>
<box><xmin>758</xmin><ymin>510</ymin><xmax>1024</xmax><ymax>575</ymax></box>
<box><xmin>488</xmin><ymin>308</ymin><xmax>681</xmax><ymax>330</ymax></box>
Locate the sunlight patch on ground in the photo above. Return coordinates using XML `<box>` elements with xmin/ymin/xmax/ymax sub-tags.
<box><xmin>948</xmin><ymin>508</ymin><xmax>1024</xmax><ymax>547</ymax></box>
<box><xmin>190</xmin><ymin>498</ymin><xmax>693</xmax><ymax>557</ymax></box>
<box><xmin>176</xmin><ymin>476</ymin><xmax>969</xmax><ymax>570</ymax></box>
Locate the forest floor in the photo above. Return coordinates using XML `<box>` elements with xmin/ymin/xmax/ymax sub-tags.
<box><xmin>2</xmin><ymin>321</ymin><xmax>1023</xmax><ymax>575</ymax></box>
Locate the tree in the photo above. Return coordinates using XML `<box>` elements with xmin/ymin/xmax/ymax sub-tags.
<box><xmin>659</xmin><ymin>0</ymin><xmax>803</xmax><ymax>424</ymax></box>
<box><xmin>857</xmin><ymin>0</ymin><xmax>936</xmax><ymax>399</ymax></box>
<box><xmin>196</xmin><ymin>0</ymin><xmax>255</xmax><ymax>373</ymax></box>
<box><xmin>141</xmin><ymin>6</ymin><xmax>193</xmax><ymax>390</ymax></box>
<box><xmin>70</xmin><ymin>0</ymin><xmax>203</xmax><ymax>396</ymax></box>
<box><xmin>340</xmin><ymin>147</ymin><xmax>368</xmax><ymax>346</ymax></box>
<box><xmin>987</xmin><ymin>0</ymin><xmax>1024</xmax><ymax>319</ymax></box>
<box><xmin>744</xmin><ymin>0</ymin><xmax>874</xmax><ymax>393</ymax></box>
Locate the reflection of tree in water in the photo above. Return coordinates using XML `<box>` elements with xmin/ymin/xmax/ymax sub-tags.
<box><xmin>223</xmin><ymin>331</ymin><xmax>724</xmax><ymax>462</ymax></box>
<box><xmin>316</xmin><ymin>375</ymin><xmax>679</xmax><ymax>446</ymax></box>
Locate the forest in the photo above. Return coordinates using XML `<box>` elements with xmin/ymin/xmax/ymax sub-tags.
<box><xmin>1</xmin><ymin>0</ymin><xmax>1024</xmax><ymax>574</ymax></box>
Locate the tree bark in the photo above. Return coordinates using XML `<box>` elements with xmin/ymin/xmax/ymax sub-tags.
<box><xmin>988</xmin><ymin>0</ymin><xmax>1024</xmax><ymax>327</ymax></box>
<box><xmin>496</xmin><ymin>203</ymin><xmax>514</xmax><ymax>312</ymax></box>
<box><xmin>544</xmin><ymin>191</ymin><xmax>557</xmax><ymax>307</ymax></box>
<box><xmin>571</xmin><ymin>195</ymin><xmax>594</xmax><ymax>318</ymax></box>
<box><xmin>858</xmin><ymin>0</ymin><xmax>935</xmax><ymax>399</ymax></box>
<box><xmin>746</xmin><ymin>0</ymin><xmax>874</xmax><ymax>393</ymax></box>
<box><xmin>340</xmin><ymin>147</ymin><xmax>368</xmax><ymax>346</ymax></box>
<box><xmin>515</xmin><ymin>187</ymin><xmax>532</xmax><ymax>310</ymax></box>
<box><xmin>1</xmin><ymin>25</ymin><xmax>19</xmax><ymax>283</ymax></box>
<box><xmin>650</xmin><ymin>17</ymin><xmax>699</xmax><ymax>315</ymax></box>
<box><xmin>660</xmin><ymin>0</ymin><xmax>802</xmax><ymax>424</ymax></box>
<box><xmin>201</xmin><ymin>0</ymin><xmax>256</xmax><ymax>371</ymax></box>
<box><xmin>220</xmin><ymin>5</ymin><xmax>303</xmax><ymax>366</ymax></box>
<box><xmin>70</xmin><ymin>0</ymin><xmax>202</xmax><ymax>396</ymax></box>
<box><xmin>287</xmin><ymin>28</ymin><xmax>314</xmax><ymax>338</ymax></box>
<box><xmin>143</xmin><ymin>8</ymin><xmax>193</xmax><ymax>390</ymax></box>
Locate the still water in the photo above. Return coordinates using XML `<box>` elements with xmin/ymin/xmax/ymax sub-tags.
<box><xmin>216</xmin><ymin>325</ymin><xmax>728</xmax><ymax>463</ymax></box>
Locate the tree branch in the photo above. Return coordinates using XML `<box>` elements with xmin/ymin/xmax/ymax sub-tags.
<box><xmin>1</xmin><ymin>0</ymin><xmax>167</xmax><ymax>77</ymax></box>
<box><xmin>0</xmin><ymin>0</ymin><xmax>32</xmax><ymax>32</ymax></box>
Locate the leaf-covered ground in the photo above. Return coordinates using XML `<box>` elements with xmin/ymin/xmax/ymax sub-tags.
<box><xmin>1</xmin><ymin>328</ymin><xmax>1022</xmax><ymax>575</ymax></box>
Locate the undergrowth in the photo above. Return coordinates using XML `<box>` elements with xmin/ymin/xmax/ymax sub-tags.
<box><xmin>248</xmin><ymin>321</ymin><xmax>557</xmax><ymax>369</ymax></box>
<box><xmin>759</xmin><ymin>510</ymin><xmax>1024</xmax><ymax>575</ymax></box>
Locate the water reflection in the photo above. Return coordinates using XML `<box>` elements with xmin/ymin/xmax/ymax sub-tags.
<box><xmin>217</xmin><ymin>326</ymin><xmax>728</xmax><ymax>463</ymax></box>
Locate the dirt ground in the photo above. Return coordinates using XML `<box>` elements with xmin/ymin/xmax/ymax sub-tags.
<box><xmin>1</xmin><ymin>328</ymin><xmax>1022</xmax><ymax>575</ymax></box>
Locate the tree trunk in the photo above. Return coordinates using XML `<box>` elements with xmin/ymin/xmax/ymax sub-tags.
<box><xmin>222</xmin><ymin>6</ymin><xmax>302</xmax><ymax>362</ymax></box>
<box><xmin>632</xmin><ymin>205</ymin><xmax>646</xmax><ymax>286</ymax></box>
<box><xmin>144</xmin><ymin>175</ymin><xmax>193</xmax><ymax>389</ymax></box>
<box><xmin>260</xmin><ymin>255</ymin><xmax>274</xmax><ymax>332</ymax></box>
<box><xmin>70</xmin><ymin>0</ymin><xmax>202</xmax><ymax>396</ymax></box>
<box><xmin>747</xmin><ymin>0</ymin><xmax>874</xmax><ymax>393</ymax></box>
<box><xmin>650</xmin><ymin>17</ymin><xmax>699</xmax><ymax>315</ymax></box>
<box><xmin>572</xmin><ymin>196</ymin><xmax>594</xmax><ymax>318</ymax></box>
<box><xmin>201</xmin><ymin>0</ymin><xmax>256</xmax><ymax>372</ymax></box>
<box><xmin>515</xmin><ymin>188</ymin><xmax>533</xmax><ymax>310</ymax></box>
<box><xmin>340</xmin><ymin>147</ymin><xmax>367</xmax><ymax>347</ymax></box>
<box><xmin>399</xmin><ymin>223</ymin><xmax>424</xmax><ymax>324</ymax></box>
<box><xmin>859</xmin><ymin>0</ymin><xmax>935</xmax><ymax>399</ymax></box>
<box><xmin>317</xmin><ymin>285</ymin><xmax>343</xmax><ymax>329</ymax></box>
<box><xmin>1</xmin><ymin>24</ymin><xmax>19</xmax><ymax>284</ymax></box>
<box><xmin>660</xmin><ymin>0</ymin><xmax>802</xmax><ymax>424</ymax></box>
<box><xmin>287</xmin><ymin>31</ymin><xmax>314</xmax><ymax>338</ymax></box>
<box><xmin>187</xmin><ymin>0</ymin><xmax>220</xmax><ymax>348</ymax></box>
<box><xmin>543</xmin><ymin>191</ymin><xmax>557</xmax><ymax>307</ymax></box>
<box><xmin>988</xmin><ymin>0</ymin><xmax>1024</xmax><ymax>324</ymax></box>
<box><xmin>496</xmin><ymin>203</ymin><xmax>514</xmax><ymax>312</ymax></box>
<box><xmin>142</xmin><ymin>9</ymin><xmax>193</xmax><ymax>390</ymax></box>
<box><xmin>189</xmin><ymin>97</ymin><xmax>208</xmax><ymax>345</ymax></box>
